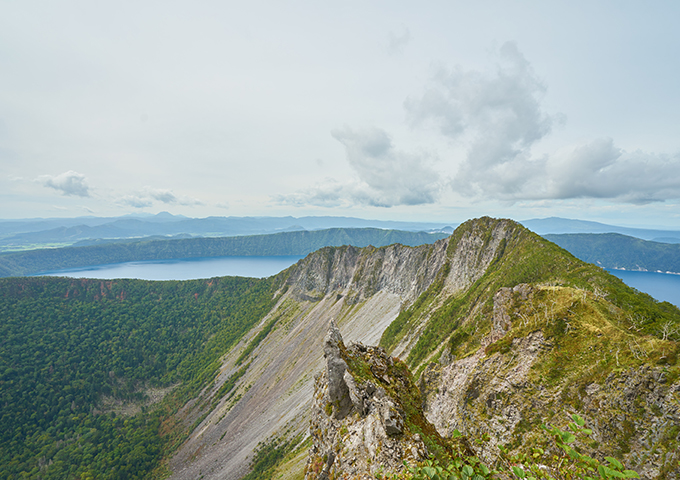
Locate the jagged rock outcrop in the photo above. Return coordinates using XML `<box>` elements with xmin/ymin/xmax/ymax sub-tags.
<box><xmin>324</xmin><ymin>321</ymin><xmax>354</xmax><ymax>420</ymax></box>
<box><xmin>305</xmin><ymin>323</ymin><xmax>448</xmax><ymax>479</ymax></box>
<box><xmin>285</xmin><ymin>242</ymin><xmax>450</xmax><ymax>305</ymax></box>
<box><xmin>167</xmin><ymin>240</ymin><xmax>455</xmax><ymax>480</ymax></box>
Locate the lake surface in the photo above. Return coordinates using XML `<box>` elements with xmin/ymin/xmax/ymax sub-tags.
<box><xmin>606</xmin><ymin>269</ymin><xmax>680</xmax><ymax>307</ymax></box>
<box><xmin>39</xmin><ymin>255</ymin><xmax>306</xmax><ymax>280</ymax></box>
<box><xmin>37</xmin><ymin>257</ymin><xmax>680</xmax><ymax>308</ymax></box>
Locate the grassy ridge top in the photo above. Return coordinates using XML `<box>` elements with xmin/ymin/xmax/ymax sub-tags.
<box><xmin>0</xmin><ymin>227</ymin><xmax>448</xmax><ymax>277</ymax></box>
<box><xmin>381</xmin><ymin>218</ymin><xmax>680</xmax><ymax>371</ymax></box>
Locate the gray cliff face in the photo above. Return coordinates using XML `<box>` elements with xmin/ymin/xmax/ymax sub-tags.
<box><xmin>420</xmin><ymin>284</ymin><xmax>680</xmax><ymax>479</ymax></box>
<box><xmin>422</xmin><ymin>352</ymin><xmax>680</xmax><ymax>478</ymax></box>
<box><xmin>443</xmin><ymin>218</ymin><xmax>515</xmax><ymax>294</ymax></box>
<box><xmin>285</xmin><ymin>240</ymin><xmax>450</xmax><ymax>305</ymax></box>
<box><xmin>167</xmin><ymin>239</ymin><xmax>457</xmax><ymax>480</ymax></box>
<box><xmin>390</xmin><ymin>218</ymin><xmax>525</xmax><ymax>361</ymax></box>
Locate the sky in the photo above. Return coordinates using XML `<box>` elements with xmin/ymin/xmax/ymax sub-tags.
<box><xmin>1</xmin><ymin>1</ymin><xmax>679</xmax><ymax>228</ymax></box>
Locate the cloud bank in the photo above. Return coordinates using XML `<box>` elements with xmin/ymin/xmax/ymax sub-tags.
<box><xmin>405</xmin><ymin>41</ymin><xmax>558</xmax><ymax>198</ymax></box>
<box><xmin>405</xmin><ymin>41</ymin><xmax>680</xmax><ymax>204</ymax></box>
<box><xmin>119</xmin><ymin>187</ymin><xmax>203</xmax><ymax>209</ymax></box>
<box><xmin>541</xmin><ymin>140</ymin><xmax>680</xmax><ymax>204</ymax></box>
<box><xmin>276</xmin><ymin>127</ymin><xmax>441</xmax><ymax>208</ymax></box>
<box><xmin>40</xmin><ymin>171</ymin><xmax>90</xmax><ymax>197</ymax></box>
<box><xmin>278</xmin><ymin>42</ymin><xmax>680</xmax><ymax>210</ymax></box>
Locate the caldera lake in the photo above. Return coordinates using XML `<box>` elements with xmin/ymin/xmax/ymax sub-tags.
<box><xmin>606</xmin><ymin>268</ymin><xmax>680</xmax><ymax>308</ymax></box>
<box><xmin>38</xmin><ymin>255</ymin><xmax>306</xmax><ymax>281</ymax></box>
<box><xmin>36</xmin><ymin>256</ymin><xmax>679</xmax><ymax>308</ymax></box>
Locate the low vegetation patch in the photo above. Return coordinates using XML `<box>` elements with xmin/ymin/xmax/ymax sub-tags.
<box><xmin>240</xmin><ymin>434</ymin><xmax>304</xmax><ymax>480</ymax></box>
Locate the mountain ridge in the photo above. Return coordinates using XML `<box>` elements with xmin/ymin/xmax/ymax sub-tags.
<box><xmin>165</xmin><ymin>217</ymin><xmax>680</xmax><ymax>479</ymax></box>
<box><xmin>0</xmin><ymin>227</ymin><xmax>448</xmax><ymax>277</ymax></box>
<box><xmin>1</xmin><ymin>217</ymin><xmax>678</xmax><ymax>479</ymax></box>
<box><xmin>0</xmin><ymin>214</ymin><xmax>454</xmax><ymax>250</ymax></box>
<box><xmin>522</xmin><ymin>217</ymin><xmax>680</xmax><ymax>242</ymax></box>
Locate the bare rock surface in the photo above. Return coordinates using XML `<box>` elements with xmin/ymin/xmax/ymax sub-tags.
<box><xmin>391</xmin><ymin>218</ymin><xmax>519</xmax><ymax>360</ymax></box>
<box><xmin>167</xmin><ymin>240</ymin><xmax>455</xmax><ymax>480</ymax></box>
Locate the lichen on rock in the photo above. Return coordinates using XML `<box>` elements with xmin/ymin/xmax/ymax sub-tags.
<box><xmin>305</xmin><ymin>322</ymin><xmax>452</xmax><ymax>479</ymax></box>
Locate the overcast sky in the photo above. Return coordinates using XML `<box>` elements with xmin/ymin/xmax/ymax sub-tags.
<box><xmin>1</xmin><ymin>1</ymin><xmax>679</xmax><ymax>228</ymax></box>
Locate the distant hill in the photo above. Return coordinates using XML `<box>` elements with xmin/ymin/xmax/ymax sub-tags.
<box><xmin>0</xmin><ymin>213</ymin><xmax>455</xmax><ymax>250</ymax></box>
<box><xmin>0</xmin><ymin>227</ymin><xmax>449</xmax><ymax>277</ymax></box>
<box><xmin>522</xmin><ymin>216</ymin><xmax>680</xmax><ymax>242</ymax></box>
<box><xmin>544</xmin><ymin>232</ymin><xmax>680</xmax><ymax>273</ymax></box>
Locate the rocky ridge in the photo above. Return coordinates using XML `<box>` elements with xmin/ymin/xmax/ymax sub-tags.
<box><xmin>164</xmin><ymin>217</ymin><xmax>680</xmax><ymax>480</ymax></box>
<box><xmin>166</xmin><ymin>240</ymin><xmax>456</xmax><ymax>480</ymax></box>
<box><xmin>420</xmin><ymin>283</ymin><xmax>680</xmax><ymax>478</ymax></box>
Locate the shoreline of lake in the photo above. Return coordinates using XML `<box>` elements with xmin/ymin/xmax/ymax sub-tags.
<box><xmin>606</xmin><ymin>268</ymin><xmax>680</xmax><ymax>307</ymax></box>
<box><xmin>35</xmin><ymin>255</ymin><xmax>306</xmax><ymax>280</ymax></box>
<box><xmin>32</xmin><ymin>256</ymin><xmax>679</xmax><ymax>308</ymax></box>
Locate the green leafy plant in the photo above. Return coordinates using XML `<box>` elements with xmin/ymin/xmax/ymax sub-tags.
<box><xmin>537</xmin><ymin>414</ymin><xmax>640</xmax><ymax>479</ymax></box>
<box><xmin>400</xmin><ymin>414</ymin><xmax>639</xmax><ymax>480</ymax></box>
<box><xmin>501</xmin><ymin>414</ymin><xmax>640</xmax><ymax>480</ymax></box>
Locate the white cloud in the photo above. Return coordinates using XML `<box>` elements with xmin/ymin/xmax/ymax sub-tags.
<box><xmin>118</xmin><ymin>187</ymin><xmax>203</xmax><ymax>209</ymax></box>
<box><xmin>406</xmin><ymin>41</ymin><xmax>558</xmax><ymax>197</ymax></box>
<box><xmin>273</xmin><ymin>179</ymin><xmax>348</xmax><ymax>208</ymax></box>
<box><xmin>39</xmin><ymin>170</ymin><xmax>90</xmax><ymax>197</ymax></box>
<box><xmin>119</xmin><ymin>195</ymin><xmax>153</xmax><ymax>209</ymax></box>
<box><xmin>331</xmin><ymin>126</ymin><xmax>441</xmax><ymax>206</ymax></box>
<box><xmin>541</xmin><ymin>139</ymin><xmax>680</xmax><ymax>204</ymax></box>
<box><xmin>149</xmin><ymin>188</ymin><xmax>177</xmax><ymax>204</ymax></box>
<box><xmin>405</xmin><ymin>42</ymin><xmax>680</xmax><ymax>204</ymax></box>
<box><xmin>276</xmin><ymin>127</ymin><xmax>442</xmax><ymax>208</ymax></box>
<box><xmin>146</xmin><ymin>187</ymin><xmax>203</xmax><ymax>206</ymax></box>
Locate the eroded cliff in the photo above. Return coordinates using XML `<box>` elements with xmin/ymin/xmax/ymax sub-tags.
<box><xmin>165</xmin><ymin>217</ymin><xmax>680</xmax><ymax>480</ymax></box>
<box><xmin>166</xmin><ymin>240</ymin><xmax>455</xmax><ymax>480</ymax></box>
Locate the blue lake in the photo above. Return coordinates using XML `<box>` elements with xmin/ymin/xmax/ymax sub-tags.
<box><xmin>37</xmin><ymin>257</ymin><xmax>680</xmax><ymax>308</ymax></box>
<box><xmin>606</xmin><ymin>269</ymin><xmax>680</xmax><ymax>307</ymax></box>
<box><xmin>39</xmin><ymin>256</ymin><xmax>306</xmax><ymax>280</ymax></box>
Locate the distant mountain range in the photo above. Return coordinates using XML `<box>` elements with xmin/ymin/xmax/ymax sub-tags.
<box><xmin>2</xmin><ymin>214</ymin><xmax>680</xmax><ymax>278</ymax></box>
<box><xmin>0</xmin><ymin>228</ymin><xmax>449</xmax><ymax>277</ymax></box>
<box><xmin>521</xmin><ymin>216</ymin><xmax>680</xmax><ymax>243</ymax></box>
<box><xmin>2</xmin><ymin>213</ymin><xmax>679</xmax><ymax>252</ymax></box>
<box><xmin>0</xmin><ymin>213</ymin><xmax>455</xmax><ymax>251</ymax></box>
<box><xmin>545</xmin><ymin>233</ymin><xmax>680</xmax><ymax>274</ymax></box>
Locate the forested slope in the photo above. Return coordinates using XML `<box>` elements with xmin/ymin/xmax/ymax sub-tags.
<box><xmin>545</xmin><ymin>233</ymin><xmax>680</xmax><ymax>273</ymax></box>
<box><xmin>0</xmin><ymin>275</ymin><xmax>281</xmax><ymax>479</ymax></box>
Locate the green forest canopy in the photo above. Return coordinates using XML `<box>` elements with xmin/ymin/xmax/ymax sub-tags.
<box><xmin>0</xmin><ymin>274</ymin><xmax>282</xmax><ymax>479</ymax></box>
